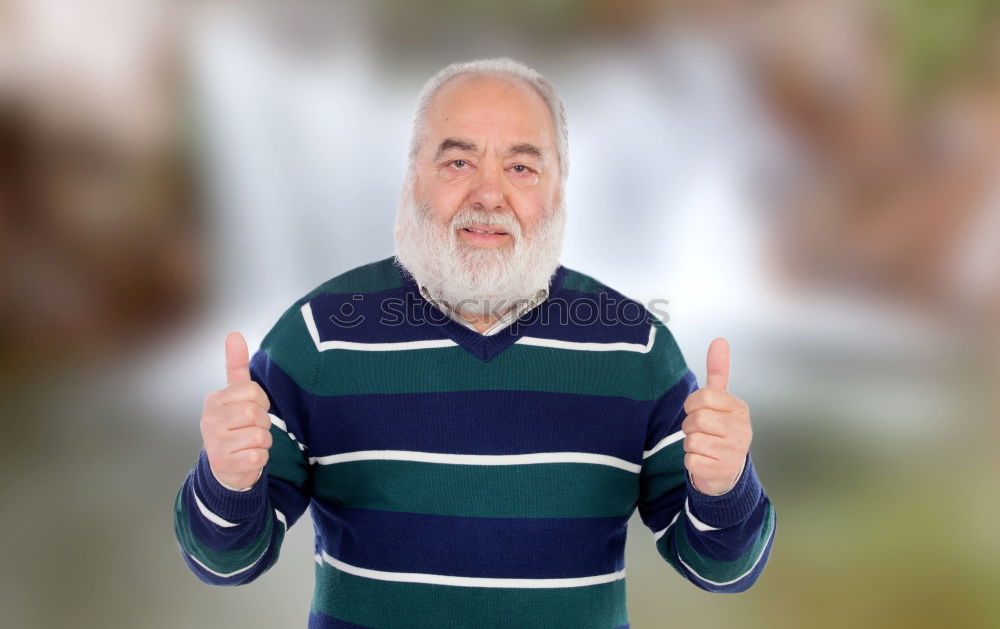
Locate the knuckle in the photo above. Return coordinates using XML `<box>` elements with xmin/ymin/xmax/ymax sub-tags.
<box><xmin>250</xmin><ymin>449</ymin><xmax>269</xmax><ymax>467</ymax></box>
<box><xmin>255</xmin><ymin>429</ymin><xmax>272</xmax><ymax>449</ymax></box>
<box><xmin>259</xmin><ymin>411</ymin><xmax>273</xmax><ymax>429</ymax></box>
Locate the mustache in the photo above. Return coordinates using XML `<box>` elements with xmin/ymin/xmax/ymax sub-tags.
<box><xmin>451</xmin><ymin>211</ymin><xmax>521</xmax><ymax>237</ymax></box>
<box><xmin>413</xmin><ymin>202</ymin><xmax>523</xmax><ymax>241</ymax></box>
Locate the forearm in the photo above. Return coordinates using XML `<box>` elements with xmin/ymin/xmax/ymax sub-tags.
<box><xmin>173</xmin><ymin>449</ymin><xmax>288</xmax><ymax>586</ymax></box>
<box><xmin>655</xmin><ymin>454</ymin><xmax>776</xmax><ymax>593</ymax></box>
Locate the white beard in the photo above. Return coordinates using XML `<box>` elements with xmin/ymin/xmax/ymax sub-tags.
<box><xmin>393</xmin><ymin>181</ymin><xmax>566</xmax><ymax>320</ymax></box>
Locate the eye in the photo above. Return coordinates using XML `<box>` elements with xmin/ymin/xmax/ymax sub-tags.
<box><xmin>511</xmin><ymin>164</ymin><xmax>535</xmax><ymax>175</ymax></box>
<box><xmin>450</xmin><ymin>160</ymin><xmax>468</xmax><ymax>169</ymax></box>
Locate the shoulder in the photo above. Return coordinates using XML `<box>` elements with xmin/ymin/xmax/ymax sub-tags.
<box><xmin>552</xmin><ymin>264</ymin><xmax>689</xmax><ymax>394</ymax></box>
<box><xmin>260</xmin><ymin>256</ymin><xmax>406</xmax><ymax>353</ymax></box>
<box><xmin>301</xmin><ymin>256</ymin><xmax>406</xmax><ymax>301</ymax></box>
<box><xmin>549</xmin><ymin>263</ymin><xmax>656</xmax><ymax>336</ymax></box>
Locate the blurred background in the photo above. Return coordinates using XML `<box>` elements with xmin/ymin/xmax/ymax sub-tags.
<box><xmin>1</xmin><ymin>0</ymin><xmax>998</xmax><ymax>627</ymax></box>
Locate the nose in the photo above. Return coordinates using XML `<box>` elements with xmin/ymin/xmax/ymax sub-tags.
<box><xmin>466</xmin><ymin>158</ymin><xmax>508</xmax><ymax>211</ymax></box>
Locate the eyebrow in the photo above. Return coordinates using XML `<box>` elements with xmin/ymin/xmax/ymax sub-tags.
<box><xmin>435</xmin><ymin>137</ymin><xmax>545</xmax><ymax>162</ymax></box>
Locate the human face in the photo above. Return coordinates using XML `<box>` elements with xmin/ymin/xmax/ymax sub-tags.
<box><xmin>410</xmin><ymin>75</ymin><xmax>562</xmax><ymax>252</ymax></box>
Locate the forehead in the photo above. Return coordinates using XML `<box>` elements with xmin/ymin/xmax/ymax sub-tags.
<box><xmin>423</xmin><ymin>75</ymin><xmax>555</xmax><ymax>153</ymax></box>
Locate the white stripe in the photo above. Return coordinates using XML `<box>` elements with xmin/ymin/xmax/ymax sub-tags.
<box><xmin>642</xmin><ymin>431</ymin><xmax>685</xmax><ymax>459</ymax></box>
<box><xmin>270</xmin><ymin>414</ymin><xmax>307</xmax><ymax>451</ymax></box>
<box><xmin>269</xmin><ymin>414</ymin><xmax>288</xmax><ymax>432</ymax></box>
<box><xmin>308</xmin><ymin>449</ymin><xmax>641</xmax><ymax>473</ymax></box>
<box><xmin>301</xmin><ymin>303</ymin><xmax>456</xmax><ymax>352</ymax></box>
<box><xmin>515</xmin><ymin>324</ymin><xmax>656</xmax><ymax>353</ymax></box>
<box><xmin>676</xmin><ymin>522</ymin><xmax>775</xmax><ymax>587</ymax></box>
<box><xmin>316</xmin><ymin>550</ymin><xmax>625</xmax><ymax>589</ymax></box>
<box><xmin>183</xmin><ymin>544</ymin><xmax>269</xmax><ymax>579</ymax></box>
<box><xmin>192</xmin><ymin>487</ymin><xmax>238</xmax><ymax>528</ymax></box>
<box><xmin>685</xmin><ymin>498</ymin><xmax>721</xmax><ymax>532</ymax></box>
<box><xmin>275</xmin><ymin>509</ymin><xmax>287</xmax><ymax>530</ymax></box>
<box><xmin>653</xmin><ymin>512</ymin><xmax>680</xmax><ymax>542</ymax></box>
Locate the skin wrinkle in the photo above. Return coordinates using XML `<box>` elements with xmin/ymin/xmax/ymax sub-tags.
<box><xmin>435</xmin><ymin>137</ymin><xmax>546</xmax><ymax>165</ymax></box>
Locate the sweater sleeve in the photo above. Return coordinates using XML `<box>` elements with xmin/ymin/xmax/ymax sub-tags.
<box><xmin>173</xmin><ymin>304</ymin><xmax>316</xmax><ymax>586</ymax></box>
<box><xmin>636</xmin><ymin>319</ymin><xmax>776</xmax><ymax>593</ymax></box>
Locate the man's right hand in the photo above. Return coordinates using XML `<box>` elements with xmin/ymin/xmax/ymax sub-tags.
<box><xmin>200</xmin><ymin>331</ymin><xmax>273</xmax><ymax>490</ymax></box>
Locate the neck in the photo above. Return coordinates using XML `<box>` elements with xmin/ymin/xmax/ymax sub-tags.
<box><xmin>458</xmin><ymin>307</ymin><xmax>508</xmax><ymax>334</ymax></box>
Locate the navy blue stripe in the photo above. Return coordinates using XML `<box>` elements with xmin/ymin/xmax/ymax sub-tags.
<box><xmin>308</xmin><ymin>264</ymin><xmax>654</xmax><ymax>348</ymax></box>
<box><xmin>637</xmin><ymin>485</ymin><xmax>685</xmax><ymax>533</ymax></box>
<box><xmin>310</xmin><ymin>288</ymin><xmax>461</xmax><ymax>344</ymax></box>
<box><xmin>266</xmin><ymin>477</ymin><xmax>311</xmax><ymax>529</ymax></box>
<box><xmin>186</xmin><ymin>478</ymin><xmax>306</xmax><ymax>553</ymax></box>
<box><xmin>512</xmin><ymin>287</ymin><xmax>653</xmax><ymax>344</ymax></box>
<box><xmin>249</xmin><ymin>348</ymin><xmax>312</xmax><ymax>444</ymax></box>
<box><xmin>184</xmin><ymin>484</ymin><xmax>263</xmax><ymax>552</ymax></box>
<box><xmin>180</xmin><ymin>505</ymin><xmax>282</xmax><ymax>586</ymax></box>
<box><xmin>305</xmin><ymin>389</ymin><xmax>652</xmax><ymax>462</ymax></box>
<box><xmin>644</xmin><ymin>370</ymin><xmax>697</xmax><ymax>448</ymax></box>
<box><xmin>683</xmin><ymin>498</ymin><xmax>770</xmax><ymax>562</ymax></box>
<box><xmin>310</xmin><ymin>503</ymin><xmax>629</xmax><ymax>579</ymax></box>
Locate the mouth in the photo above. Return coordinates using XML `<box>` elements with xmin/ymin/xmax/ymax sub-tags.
<box><xmin>458</xmin><ymin>224</ymin><xmax>512</xmax><ymax>247</ymax></box>
<box><xmin>462</xmin><ymin>228</ymin><xmax>508</xmax><ymax>235</ymax></box>
<box><xmin>460</xmin><ymin>224</ymin><xmax>509</xmax><ymax>236</ymax></box>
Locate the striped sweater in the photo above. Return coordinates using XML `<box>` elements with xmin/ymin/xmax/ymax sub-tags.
<box><xmin>173</xmin><ymin>256</ymin><xmax>776</xmax><ymax>628</ymax></box>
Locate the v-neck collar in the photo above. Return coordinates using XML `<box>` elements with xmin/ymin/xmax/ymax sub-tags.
<box><xmin>395</xmin><ymin>262</ymin><xmax>568</xmax><ymax>362</ymax></box>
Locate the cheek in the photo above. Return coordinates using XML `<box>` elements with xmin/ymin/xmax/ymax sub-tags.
<box><xmin>512</xmin><ymin>192</ymin><xmax>551</xmax><ymax>229</ymax></box>
<box><xmin>415</xmin><ymin>182</ymin><xmax>460</xmax><ymax>223</ymax></box>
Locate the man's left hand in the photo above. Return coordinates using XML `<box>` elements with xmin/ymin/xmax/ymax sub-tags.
<box><xmin>681</xmin><ymin>337</ymin><xmax>753</xmax><ymax>496</ymax></box>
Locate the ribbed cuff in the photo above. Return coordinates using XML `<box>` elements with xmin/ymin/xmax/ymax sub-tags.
<box><xmin>685</xmin><ymin>453</ymin><xmax>762</xmax><ymax>529</ymax></box>
<box><xmin>193</xmin><ymin>449</ymin><xmax>268</xmax><ymax>522</ymax></box>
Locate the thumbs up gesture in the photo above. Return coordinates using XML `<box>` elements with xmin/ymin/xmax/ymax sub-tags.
<box><xmin>681</xmin><ymin>338</ymin><xmax>753</xmax><ymax>496</ymax></box>
<box><xmin>199</xmin><ymin>332</ymin><xmax>273</xmax><ymax>490</ymax></box>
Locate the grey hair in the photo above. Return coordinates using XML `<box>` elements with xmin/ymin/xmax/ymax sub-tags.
<box><xmin>405</xmin><ymin>57</ymin><xmax>569</xmax><ymax>186</ymax></box>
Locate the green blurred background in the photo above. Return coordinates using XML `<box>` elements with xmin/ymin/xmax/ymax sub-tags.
<box><xmin>1</xmin><ymin>1</ymin><xmax>998</xmax><ymax>627</ymax></box>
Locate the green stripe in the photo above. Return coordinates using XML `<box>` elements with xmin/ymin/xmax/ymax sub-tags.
<box><xmin>306</xmin><ymin>257</ymin><xmax>406</xmax><ymax>297</ymax></box>
<box><xmin>561</xmin><ymin>268</ymin><xmax>607</xmax><ymax>294</ymax></box>
<box><xmin>173</xmin><ymin>489</ymin><xmax>275</xmax><ymax>574</ymax></box>
<box><xmin>639</xmin><ymin>442</ymin><xmax>687</xmax><ymax>500</ymax></box>
<box><xmin>663</xmin><ymin>502</ymin><xmax>775</xmax><ymax>583</ymax></box>
<box><xmin>312</xmin><ymin>561</ymin><xmax>628</xmax><ymax>629</ymax></box>
<box><xmin>313</xmin><ymin>461</ymin><xmax>639</xmax><ymax>518</ymax></box>
<box><xmin>267</xmin><ymin>425</ymin><xmax>310</xmax><ymax>487</ymax></box>
<box><xmin>647</xmin><ymin>318</ymin><xmax>690</xmax><ymax>398</ymax></box>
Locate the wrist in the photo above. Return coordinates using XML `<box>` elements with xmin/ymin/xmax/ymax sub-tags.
<box><xmin>194</xmin><ymin>450</ymin><xmax>268</xmax><ymax>521</ymax></box>
<box><xmin>685</xmin><ymin>453</ymin><xmax>762</xmax><ymax>529</ymax></box>
<box><xmin>211</xmin><ymin>467</ymin><xmax>262</xmax><ymax>493</ymax></box>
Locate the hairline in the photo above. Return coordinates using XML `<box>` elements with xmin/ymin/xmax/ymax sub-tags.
<box><xmin>405</xmin><ymin>58</ymin><xmax>569</xmax><ymax>188</ymax></box>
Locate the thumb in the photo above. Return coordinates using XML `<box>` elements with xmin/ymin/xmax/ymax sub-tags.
<box><xmin>224</xmin><ymin>331</ymin><xmax>251</xmax><ymax>385</ymax></box>
<box><xmin>705</xmin><ymin>337</ymin><xmax>730</xmax><ymax>391</ymax></box>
